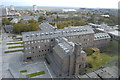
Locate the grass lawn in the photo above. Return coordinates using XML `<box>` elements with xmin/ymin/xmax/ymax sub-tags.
<box><xmin>84</xmin><ymin>48</ymin><xmax>94</xmax><ymax>55</ymax></box>
<box><xmin>86</xmin><ymin>52</ymin><xmax>118</xmax><ymax>71</ymax></box>
<box><xmin>105</xmin><ymin>40</ymin><xmax>119</xmax><ymax>56</ymax></box>
<box><xmin>7</xmin><ymin>42</ymin><xmax>24</xmax><ymax>45</ymax></box>
<box><xmin>20</xmin><ymin>70</ymin><xmax>27</xmax><ymax>73</ymax></box>
<box><xmin>4</xmin><ymin>49</ymin><xmax>23</xmax><ymax>53</ymax></box>
<box><xmin>26</xmin><ymin>71</ymin><xmax>45</xmax><ymax>78</ymax></box>
<box><xmin>8</xmin><ymin>46</ymin><xmax>23</xmax><ymax>49</ymax></box>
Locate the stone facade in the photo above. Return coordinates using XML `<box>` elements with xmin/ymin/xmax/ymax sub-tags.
<box><xmin>46</xmin><ymin>38</ymin><xmax>86</xmax><ymax>77</ymax></box>
<box><xmin>22</xmin><ymin>23</ymin><xmax>111</xmax><ymax>77</ymax></box>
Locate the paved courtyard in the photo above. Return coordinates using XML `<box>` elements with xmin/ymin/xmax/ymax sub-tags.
<box><xmin>9</xmin><ymin>61</ymin><xmax>52</xmax><ymax>78</ymax></box>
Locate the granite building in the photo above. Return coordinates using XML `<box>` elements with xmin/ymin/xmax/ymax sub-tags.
<box><xmin>22</xmin><ymin>22</ymin><xmax>111</xmax><ymax>76</ymax></box>
<box><xmin>46</xmin><ymin>37</ymin><xmax>86</xmax><ymax>76</ymax></box>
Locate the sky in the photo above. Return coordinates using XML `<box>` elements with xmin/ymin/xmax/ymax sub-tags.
<box><xmin>1</xmin><ymin>0</ymin><xmax>119</xmax><ymax>9</ymax></box>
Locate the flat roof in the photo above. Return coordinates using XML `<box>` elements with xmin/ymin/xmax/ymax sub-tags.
<box><xmin>108</xmin><ymin>30</ymin><xmax>120</xmax><ymax>37</ymax></box>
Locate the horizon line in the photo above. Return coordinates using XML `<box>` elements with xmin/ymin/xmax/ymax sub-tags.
<box><xmin>2</xmin><ymin>5</ymin><xmax>118</xmax><ymax>9</ymax></box>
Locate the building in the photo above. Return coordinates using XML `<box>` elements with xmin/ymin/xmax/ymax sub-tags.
<box><xmin>94</xmin><ymin>33</ymin><xmax>111</xmax><ymax>49</ymax></box>
<box><xmin>38</xmin><ymin>22</ymin><xmax>56</xmax><ymax>31</ymax></box>
<box><xmin>76</xmin><ymin>66</ymin><xmax>118</xmax><ymax>78</ymax></box>
<box><xmin>1</xmin><ymin>8</ymin><xmax>9</xmax><ymax>16</ymax></box>
<box><xmin>108</xmin><ymin>30</ymin><xmax>120</xmax><ymax>41</ymax></box>
<box><xmin>89</xmin><ymin>23</ymin><xmax>119</xmax><ymax>41</ymax></box>
<box><xmin>4</xmin><ymin>25</ymin><xmax>13</xmax><ymax>33</ymax></box>
<box><xmin>9</xmin><ymin>5</ymin><xmax>14</xmax><ymax>11</ymax></box>
<box><xmin>46</xmin><ymin>37</ymin><xmax>86</xmax><ymax>77</ymax></box>
<box><xmin>22</xmin><ymin>22</ymin><xmax>111</xmax><ymax>77</ymax></box>
<box><xmin>33</xmin><ymin>5</ymin><xmax>37</xmax><ymax>11</ymax></box>
<box><xmin>10</xmin><ymin>18</ymin><xmax>21</xmax><ymax>23</ymax></box>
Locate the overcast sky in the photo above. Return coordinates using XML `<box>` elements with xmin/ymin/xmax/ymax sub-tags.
<box><xmin>1</xmin><ymin>0</ymin><xmax>119</xmax><ymax>9</ymax></box>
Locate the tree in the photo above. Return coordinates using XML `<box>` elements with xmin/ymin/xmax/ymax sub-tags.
<box><xmin>2</xmin><ymin>18</ymin><xmax>11</xmax><ymax>25</ymax></box>
<box><xmin>28</xmin><ymin>19</ymin><xmax>37</xmax><ymax>23</ymax></box>
<box><xmin>13</xmin><ymin>20</ymin><xmax>40</xmax><ymax>34</ymax></box>
<box><xmin>13</xmin><ymin>23</ymin><xmax>29</xmax><ymax>34</ymax></box>
<box><xmin>38</xmin><ymin>16</ymin><xmax>46</xmax><ymax>22</ymax></box>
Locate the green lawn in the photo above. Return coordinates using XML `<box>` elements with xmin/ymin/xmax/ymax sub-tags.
<box><xmin>105</xmin><ymin>40</ymin><xmax>119</xmax><ymax>56</ymax></box>
<box><xmin>86</xmin><ymin>52</ymin><xmax>118</xmax><ymax>71</ymax></box>
<box><xmin>84</xmin><ymin>48</ymin><xmax>94</xmax><ymax>56</ymax></box>
<box><xmin>26</xmin><ymin>71</ymin><xmax>45</xmax><ymax>78</ymax></box>
<box><xmin>20</xmin><ymin>70</ymin><xmax>27</xmax><ymax>73</ymax></box>
<box><xmin>8</xmin><ymin>46</ymin><xmax>23</xmax><ymax>49</ymax></box>
<box><xmin>4</xmin><ymin>49</ymin><xmax>23</xmax><ymax>53</ymax></box>
<box><xmin>7</xmin><ymin>42</ymin><xmax>24</xmax><ymax>45</ymax></box>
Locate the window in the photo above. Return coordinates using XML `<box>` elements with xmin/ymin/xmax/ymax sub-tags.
<box><xmin>41</xmin><ymin>40</ymin><xmax>43</xmax><ymax>42</ymax></box>
<box><xmin>79</xmin><ymin>65</ymin><xmax>81</xmax><ymax>68</ymax></box>
<box><xmin>44</xmin><ymin>40</ymin><xmax>46</xmax><ymax>43</ymax></box>
<box><xmin>27</xmin><ymin>57</ymin><xmax>32</xmax><ymax>60</ymax></box>
<box><xmin>45</xmin><ymin>45</ymin><xmax>47</xmax><ymax>47</ymax></box>
<box><xmin>51</xmin><ymin>39</ymin><xmax>53</xmax><ymax>41</ymax></box>
<box><xmin>47</xmin><ymin>39</ymin><xmax>49</xmax><ymax>42</ymax></box>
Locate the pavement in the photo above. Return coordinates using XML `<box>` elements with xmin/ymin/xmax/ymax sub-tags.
<box><xmin>9</xmin><ymin>61</ymin><xmax>52</xmax><ymax>78</ymax></box>
<box><xmin>1</xmin><ymin>31</ymin><xmax>23</xmax><ymax>79</ymax></box>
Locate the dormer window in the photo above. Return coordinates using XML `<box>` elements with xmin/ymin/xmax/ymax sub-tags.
<box><xmin>26</xmin><ymin>35</ymin><xmax>29</xmax><ymax>38</ymax></box>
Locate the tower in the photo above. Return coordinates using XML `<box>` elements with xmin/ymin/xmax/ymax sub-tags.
<box><xmin>10</xmin><ymin>5</ymin><xmax>14</xmax><ymax>10</ymax></box>
<box><xmin>74</xmin><ymin>43</ymin><xmax>87</xmax><ymax>75</ymax></box>
<box><xmin>33</xmin><ymin>5</ymin><xmax>37</xmax><ymax>11</ymax></box>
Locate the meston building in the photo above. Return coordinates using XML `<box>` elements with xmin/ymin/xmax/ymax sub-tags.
<box><xmin>22</xmin><ymin>22</ymin><xmax>111</xmax><ymax>76</ymax></box>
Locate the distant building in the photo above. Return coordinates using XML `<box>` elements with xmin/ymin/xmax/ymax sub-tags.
<box><xmin>10</xmin><ymin>18</ymin><xmax>21</xmax><ymax>23</ymax></box>
<box><xmin>38</xmin><ymin>22</ymin><xmax>56</xmax><ymax>31</ymax></box>
<box><xmin>108</xmin><ymin>30</ymin><xmax>120</xmax><ymax>41</ymax></box>
<box><xmin>89</xmin><ymin>23</ymin><xmax>119</xmax><ymax>41</ymax></box>
<box><xmin>9</xmin><ymin>5</ymin><xmax>14</xmax><ymax>11</ymax></box>
<box><xmin>33</xmin><ymin>5</ymin><xmax>37</xmax><ymax>11</ymax></box>
<box><xmin>1</xmin><ymin>8</ymin><xmax>9</xmax><ymax>16</ymax></box>
<box><xmin>101</xmin><ymin>15</ymin><xmax>110</xmax><ymax>18</ymax></box>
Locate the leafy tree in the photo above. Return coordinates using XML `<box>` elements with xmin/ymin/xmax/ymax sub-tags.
<box><xmin>38</xmin><ymin>16</ymin><xmax>46</xmax><ymax>22</ymax></box>
<box><xmin>28</xmin><ymin>19</ymin><xmax>37</xmax><ymax>23</ymax></box>
<box><xmin>13</xmin><ymin>22</ymin><xmax>40</xmax><ymax>34</ymax></box>
<box><xmin>13</xmin><ymin>23</ymin><xmax>29</xmax><ymax>34</ymax></box>
<box><xmin>2</xmin><ymin>18</ymin><xmax>11</xmax><ymax>25</ymax></box>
